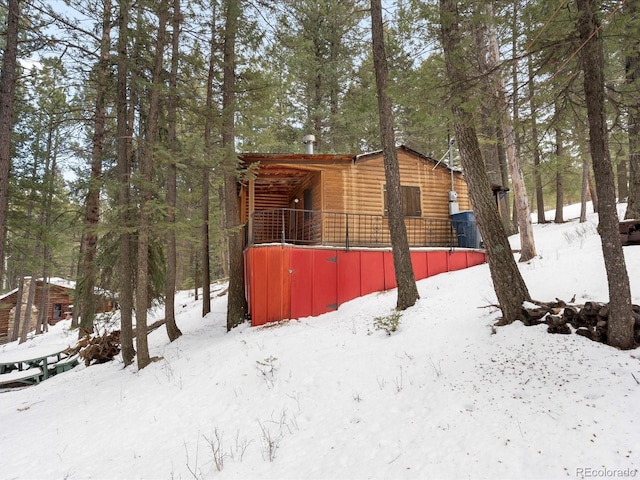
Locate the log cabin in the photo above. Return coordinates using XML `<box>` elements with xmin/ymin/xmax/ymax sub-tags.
<box><xmin>0</xmin><ymin>277</ymin><xmax>115</xmax><ymax>343</ymax></box>
<box><xmin>239</xmin><ymin>145</ymin><xmax>487</xmax><ymax>326</ymax></box>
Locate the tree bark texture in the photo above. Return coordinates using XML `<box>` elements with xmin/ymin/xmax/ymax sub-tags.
<box><xmin>440</xmin><ymin>0</ymin><xmax>530</xmax><ymax>324</ymax></box>
<box><xmin>555</xmin><ymin>124</ymin><xmax>565</xmax><ymax>223</ymax></box>
<box><xmin>580</xmin><ymin>154</ymin><xmax>590</xmax><ymax>222</ymax></box>
<box><xmin>202</xmin><ymin>3</ymin><xmax>217</xmax><ymax>318</ymax></box>
<box><xmin>487</xmin><ymin>6</ymin><xmax>536</xmax><ymax>262</ymax></box>
<box><xmin>117</xmin><ymin>0</ymin><xmax>135</xmax><ymax>366</ymax></box>
<box><xmin>371</xmin><ymin>0</ymin><xmax>419</xmax><ymax>311</ymax></box>
<box><xmin>0</xmin><ymin>0</ymin><xmax>21</xmax><ymax>284</ymax></box>
<box><xmin>223</xmin><ymin>0</ymin><xmax>248</xmax><ymax>331</ymax></box>
<box><xmin>576</xmin><ymin>0</ymin><xmax>634</xmax><ymax>349</ymax></box>
<box><xmin>19</xmin><ymin>276</ymin><xmax>38</xmax><ymax>344</ymax></box>
<box><xmin>165</xmin><ymin>0</ymin><xmax>182</xmax><ymax>341</ymax></box>
<box><xmin>528</xmin><ymin>56</ymin><xmax>546</xmax><ymax>224</ymax></box>
<box><xmin>135</xmin><ymin>3</ymin><xmax>168</xmax><ymax>369</ymax></box>
<box><xmin>79</xmin><ymin>0</ymin><xmax>111</xmax><ymax>335</ymax></box>
<box><xmin>625</xmin><ymin>0</ymin><xmax>640</xmax><ymax>219</ymax></box>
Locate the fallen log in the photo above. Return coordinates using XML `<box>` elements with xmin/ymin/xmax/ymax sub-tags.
<box><xmin>132</xmin><ymin>319</ymin><xmax>166</xmax><ymax>338</ymax></box>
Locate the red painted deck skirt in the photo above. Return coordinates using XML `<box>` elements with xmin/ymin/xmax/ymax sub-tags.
<box><xmin>244</xmin><ymin>245</ymin><xmax>486</xmax><ymax>326</ymax></box>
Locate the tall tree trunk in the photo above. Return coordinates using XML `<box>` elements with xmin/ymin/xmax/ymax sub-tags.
<box><xmin>554</xmin><ymin>124</ymin><xmax>565</xmax><ymax>223</ymax></box>
<box><xmin>472</xmin><ymin>23</ymin><xmax>501</xmax><ymax>184</ymax></box>
<box><xmin>10</xmin><ymin>261</ymin><xmax>25</xmax><ymax>341</ymax></box>
<box><xmin>202</xmin><ymin>170</ymin><xmax>211</xmax><ymax>317</ymax></box>
<box><xmin>440</xmin><ymin>0</ymin><xmax>530</xmax><ymax>324</ymax></box>
<box><xmin>222</xmin><ymin>0</ymin><xmax>247</xmax><ymax>331</ymax></box>
<box><xmin>37</xmin><ymin>275</ymin><xmax>48</xmax><ymax>334</ymax></box>
<box><xmin>164</xmin><ymin>0</ymin><xmax>182</xmax><ymax>341</ymax></box>
<box><xmin>617</xmin><ymin>157</ymin><xmax>629</xmax><ymax>203</ymax></box>
<box><xmin>628</xmin><ymin>114</ymin><xmax>640</xmax><ymax>219</ymax></box>
<box><xmin>472</xmin><ymin>20</ymin><xmax>511</xmax><ymax>231</ymax></box>
<box><xmin>218</xmin><ymin>185</ymin><xmax>229</xmax><ymax>279</ymax></box>
<box><xmin>38</xmin><ymin>116</ymin><xmax>60</xmax><ymax>334</ymax></box>
<box><xmin>117</xmin><ymin>0</ymin><xmax>135</xmax><ymax>365</ymax></box>
<box><xmin>580</xmin><ymin>153</ymin><xmax>590</xmax><ymax>222</ymax></box>
<box><xmin>370</xmin><ymin>0</ymin><xmax>419</xmax><ymax>311</ymax></box>
<box><xmin>588</xmin><ymin>169</ymin><xmax>599</xmax><ymax>212</ymax></box>
<box><xmin>202</xmin><ymin>4</ymin><xmax>217</xmax><ymax>318</ymax></box>
<box><xmin>528</xmin><ymin>56</ymin><xmax>546</xmax><ymax>223</ymax></box>
<box><xmin>0</xmin><ymin>0</ymin><xmax>21</xmax><ymax>285</ymax></box>
<box><xmin>19</xmin><ymin>276</ymin><xmax>38</xmax><ymax>344</ymax></box>
<box><xmin>136</xmin><ymin>3</ymin><xmax>168</xmax><ymax>369</ymax></box>
<box><xmin>487</xmin><ymin>4</ymin><xmax>536</xmax><ymax>262</ymax></box>
<box><xmin>625</xmin><ymin>0</ymin><xmax>640</xmax><ymax>219</ymax></box>
<box><xmin>79</xmin><ymin>0</ymin><xmax>111</xmax><ymax>335</ymax></box>
<box><xmin>576</xmin><ymin>0</ymin><xmax>634</xmax><ymax>349</ymax></box>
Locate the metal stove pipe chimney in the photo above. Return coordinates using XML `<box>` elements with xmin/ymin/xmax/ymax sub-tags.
<box><xmin>303</xmin><ymin>134</ymin><xmax>316</xmax><ymax>154</ymax></box>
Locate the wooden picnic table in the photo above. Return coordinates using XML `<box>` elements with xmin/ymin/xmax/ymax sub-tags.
<box><xmin>0</xmin><ymin>343</ymin><xmax>71</xmax><ymax>382</ymax></box>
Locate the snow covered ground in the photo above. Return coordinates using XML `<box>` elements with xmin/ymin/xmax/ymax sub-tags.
<box><xmin>0</xmin><ymin>204</ymin><xmax>638</xmax><ymax>480</ymax></box>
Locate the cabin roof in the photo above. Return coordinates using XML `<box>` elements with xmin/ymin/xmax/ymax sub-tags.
<box><xmin>239</xmin><ymin>152</ymin><xmax>355</xmax><ymax>165</ymax></box>
<box><xmin>0</xmin><ymin>278</ymin><xmax>74</xmax><ymax>302</ymax></box>
<box><xmin>239</xmin><ymin>145</ymin><xmax>460</xmax><ymax>173</ymax></box>
<box><xmin>238</xmin><ymin>145</ymin><xmax>463</xmax><ymax>198</ymax></box>
<box><xmin>0</xmin><ymin>277</ymin><xmax>112</xmax><ymax>302</ymax></box>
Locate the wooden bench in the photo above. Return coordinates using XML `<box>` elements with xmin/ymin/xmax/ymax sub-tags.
<box><xmin>49</xmin><ymin>354</ymin><xmax>80</xmax><ymax>376</ymax></box>
<box><xmin>0</xmin><ymin>367</ymin><xmax>42</xmax><ymax>387</ymax></box>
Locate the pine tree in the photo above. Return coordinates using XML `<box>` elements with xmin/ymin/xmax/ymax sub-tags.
<box><xmin>576</xmin><ymin>0</ymin><xmax>634</xmax><ymax>349</ymax></box>
<box><xmin>370</xmin><ymin>0</ymin><xmax>419</xmax><ymax>311</ymax></box>
<box><xmin>440</xmin><ymin>0</ymin><xmax>531</xmax><ymax>324</ymax></box>
<box><xmin>222</xmin><ymin>0</ymin><xmax>247</xmax><ymax>331</ymax></box>
<box><xmin>0</xmin><ymin>0</ymin><xmax>21</xmax><ymax>285</ymax></box>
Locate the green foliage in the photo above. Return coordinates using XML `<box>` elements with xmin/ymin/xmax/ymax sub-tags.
<box><xmin>4</xmin><ymin>0</ymin><xmax>637</xmax><ymax>307</ymax></box>
<box><xmin>182</xmin><ymin>277</ymin><xmax>195</xmax><ymax>291</ymax></box>
<box><xmin>373</xmin><ymin>312</ymin><xmax>402</xmax><ymax>336</ymax></box>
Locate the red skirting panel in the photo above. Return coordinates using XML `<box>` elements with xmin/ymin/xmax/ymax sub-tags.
<box><xmin>411</xmin><ymin>251</ymin><xmax>428</xmax><ymax>281</ymax></box>
<box><xmin>311</xmin><ymin>250</ymin><xmax>338</xmax><ymax>316</ymax></box>
<box><xmin>290</xmin><ymin>248</ymin><xmax>313</xmax><ymax>320</ymax></box>
<box><xmin>245</xmin><ymin>246</ymin><xmax>291</xmax><ymax>326</ymax></box>
<box><xmin>360</xmin><ymin>251</ymin><xmax>385</xmax><ymax>296</ymax></box>
<box><xmin>245</xmin><ymin>246</ymin><xmax>486</xmax><ymax>326</ymax></box>
<box><xmin>337</xmin><ymin>250</ymin><xmax>362</xmax><ymax>305</ymax></box>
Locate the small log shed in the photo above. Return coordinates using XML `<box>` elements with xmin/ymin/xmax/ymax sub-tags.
<box><xmin>0</xmin><ymin>277</ymin><xmax>115</xmax><ymax>343</ymax></box>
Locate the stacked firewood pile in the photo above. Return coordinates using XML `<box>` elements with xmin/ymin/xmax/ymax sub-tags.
<box><xmin>67</xmin><ymin>320</ymin><xmax>166</xmax><ymax>367</ymax></box>
<box><xmin>521</xmin><ymin>299</ymin><xmax>640</xmax><ymax>345</ymax></box>
<box><xmin>71</xmin><ymin>330</ymin><xmax>122</xmax><ymax>366</ymax></box>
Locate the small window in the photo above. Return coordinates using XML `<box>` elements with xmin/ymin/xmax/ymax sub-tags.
<box><xmin>53</xmin><ymin>303</ymin><xmax>63</xmax><ymax>319</ymax></box>
<box><xmin>384</xmin><ymin>185</ymin><xmax>422</xmax><ymax>217</ymax></box>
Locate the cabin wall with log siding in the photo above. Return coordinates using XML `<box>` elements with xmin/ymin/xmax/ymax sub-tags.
<box><xmin>343</xmin><ymin>150</ymin><xmax>471</xmax><ymax>217</ymax></box>
<box><xmin>323</xmin><ymin>151</ymin><xmax>471</xmax><ymax>246</ymax></box>
<box><xmin>0</xmin><ymin>294</ymin><xmax>17</xmax><ymax>342</ymax></box>
<box><xmin>0</xmin><ymin>283</ymin><xmax>114</xmax><ymax>343</ymax></box>
<box><xmin>241</xmin><ymin>149</ymin><xmax>472</xmax><ymax>248</ymax></box>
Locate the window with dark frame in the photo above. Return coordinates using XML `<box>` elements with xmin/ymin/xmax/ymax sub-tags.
<box><xmin>383</xmin><ymin>185</ymin><xmax>422</xmax><ymax>217</ymax></box>
<box><xmin>53</xmin><ymin>303</ymin><xmax>63</xmax><ymax>319</ymax></box>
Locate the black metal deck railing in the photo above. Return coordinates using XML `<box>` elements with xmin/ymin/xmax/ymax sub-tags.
<box><xmin>246</xmin><ymin>208</ymin><xmax>481</xmax><ymax>249</ymax></box>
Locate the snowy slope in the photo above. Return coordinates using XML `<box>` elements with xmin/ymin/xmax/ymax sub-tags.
<box><xmin>0</xmin><ymin>204</ymin><xmax>638</xmax><ymax>480</ymax></box>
